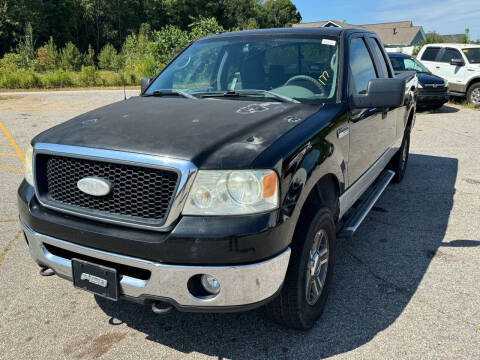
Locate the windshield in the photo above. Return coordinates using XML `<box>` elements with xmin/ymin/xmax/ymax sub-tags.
<box><xmin>462</xmin><ymin>48</ymin><xmax>480</xmax><ymax>64</ymax></box>
<box><xmin>145</xmin><ymin>36</ymin><xmax>339</xmax><ymax>103</ymax></box>
<box><xmin>389</xmin><ymin>56</ymin><xmax>430</xmax><ymax>73</ymax></box>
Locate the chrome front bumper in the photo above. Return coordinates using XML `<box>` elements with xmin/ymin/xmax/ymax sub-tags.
<box><xmin>20</xmin><ymin>218</ymin><xmax>290</xmax><ymax>309</ymax></box>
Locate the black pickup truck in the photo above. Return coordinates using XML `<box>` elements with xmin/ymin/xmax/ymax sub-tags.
<box><xmin>18</xmin><ymin>27</ymin><xmax>417</xmax><ymax>330</ymax></box>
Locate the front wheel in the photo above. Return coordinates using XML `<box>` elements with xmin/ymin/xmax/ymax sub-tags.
<box><xmin>467</xmin><ymin>83</ymin><xmax>480</xmax><ymax>107</ymax></box>
<box><xmin>264</xmin><ymin>208</ymin><xmax>336</xmax><ymax>330</ymax></box>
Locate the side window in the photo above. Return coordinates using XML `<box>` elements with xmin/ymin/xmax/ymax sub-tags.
<box><xmin>366</xmin><ymin>38</ymin><xmax>390</xmax><ymax>77</ymax></box>
<box><xmin>421</xmin><ymin>47</ymin><xmax>441</xmax><ymax>61</ymax></box>
<box><xmin>440</xmin><ymin>48</ymin><xmax>462</xmax><ymax>63</ymax></box>
<box><xmin>350</xmin><ymin>37</ymin><xmax>377</xmax><ymax>95</ymax></box>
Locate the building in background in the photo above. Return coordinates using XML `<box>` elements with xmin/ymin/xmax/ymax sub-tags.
<box><xmin>293</xmin><ymin>20</ymin><xmax>426</xmax><ymax>55</ymax></box>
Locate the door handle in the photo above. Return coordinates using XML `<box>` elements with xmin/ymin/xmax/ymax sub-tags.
<box><xmin>436</xmin><ymin>66</ymin><xmax>440</xmax><ymax>69</ymax></box>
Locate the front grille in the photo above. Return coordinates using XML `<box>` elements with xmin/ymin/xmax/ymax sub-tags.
<box><xmin>421</xmin><ymin>85</ymin><xmax>447</xmax><ymax>93</ymax></box>
<box><xmin>36</xmin><ymin>155</ymin><xmax>179</xmax><ymax>226</ymax></box>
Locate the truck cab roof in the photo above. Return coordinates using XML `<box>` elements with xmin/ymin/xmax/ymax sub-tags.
<box><xmin>203</xmin><ymin>27</ymin><xmax>375</xmax><ymax>41</ymax></box>
<box><xmin>422</xmin><ymin>43</ymin><xmax>480</xmax><ymax>49</ymax></box>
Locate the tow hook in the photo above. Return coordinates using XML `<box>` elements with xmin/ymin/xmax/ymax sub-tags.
<box><xmin>151</xmin><ymin>301</ymin><xmax>174</xmax><ymax>315</ymax></box>
<box><xmin>39</xmin><ymin>266</ymin><xmax>55</xmax><ymax>277</ymax></box>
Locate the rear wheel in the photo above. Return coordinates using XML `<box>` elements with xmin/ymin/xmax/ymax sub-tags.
<box><xmin>467</xmin><ymin>83</ymin><xmax>480</xmax><ymax>107</ymax></box>
<box><xmin>389</xmin><ymin>127</ymin><xmax>411</xmax><ymax>183</ymax></box>
<box><xmin>264</xmin><ymin>208</ymin><xmax>336</xmax><ymax>330</ymax></box>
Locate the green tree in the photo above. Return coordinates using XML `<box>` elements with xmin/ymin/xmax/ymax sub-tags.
<box><xmin>17</xmin><ymin>22</ymin><xmax>35</xmax><ymax>68</ymax></box>
<box><xmin>164</xmin><ymin>0</ymin><xmax>222</xmax><ymax>30</ymax></box>
<box><xmin>34</xmin><ymin>37</ymin><xmax>59</xmax><ymax>71</ymax></box>
<box><xmin>151</xmin><ymin>24</ymin><xmax>189</xmax><ymax>65</ymax></box>
<box><xmin>84</xmin><ymin>44</ymin><xmax>95</xmax><ymax>66</ymax></box>
<box><xmin>0</xmin><ymin>0</ymin><xmax>302</xmax><ymax>60</ymax></box>
<box><xmin>98</xmin><ymin>43</ymin><xmax>119</xmax><ymax>70</ymax></box>
<box><xmin>188</xmin><ymin>17</ymin><xmax>224</xmax><ymax>40</ymax></box>
<box><xmin>60</xmin><ymin>41</ymin><xmax>83</xmax><ymax>70</ymax></box>
<box><xmin>259</xmin><ymin>0</ymin><xmax>301</xmax><ymax>28</ymax></box>
<box><xmin>44</xmin><ymin>37</ymin><xmax>59</xmax><ymax>70</ymax></box>
<box><xmin>80</xmin><ymin>0</ymin><xmax>106</xmax><ymax>52</ymax></box>
<box><xmin>221</xmin><ymin>0</ymin><xmax>261</xmax><ymax>30</ymax></box>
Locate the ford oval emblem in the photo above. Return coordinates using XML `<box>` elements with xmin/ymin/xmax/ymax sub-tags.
<box><xmin>77</xmin><ymin>177</ymin><xmax>112</xmax><ymax>197</ymax></box>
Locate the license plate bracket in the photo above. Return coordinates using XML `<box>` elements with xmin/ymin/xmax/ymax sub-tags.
<box><xmin>72</xmin><ymin>258</ymin><xmax>119</xmax><ymax>301</ymax></box>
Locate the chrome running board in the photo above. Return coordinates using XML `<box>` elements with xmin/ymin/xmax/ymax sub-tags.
<box><xmin>338</xmin><ymin>170</ymin><xmax>395</xmax><ymax>238</ymax></box>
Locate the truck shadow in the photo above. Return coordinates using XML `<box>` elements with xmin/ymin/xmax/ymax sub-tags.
<box><xmin>434</xmin><ymin>105</ymin><xmax>460</xmax><ymax>113</ymax></box>
<box><xmin>96</xmin><ymin>153</ymin><xmax>459</xmax><ymax>359</ymax></box>
<box><xmin>419</xmin><ymin>105</ymin><xmax>459</xmax><ymax>114</ymax></box>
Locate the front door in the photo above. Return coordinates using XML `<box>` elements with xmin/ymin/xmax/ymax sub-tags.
<box><xmin>347</xmin><ymin>37</ymin><xmax>387</xmax><ymax>185</ymax></box>
<box><xmin>435</xmin><ymin>47</ymin><xmax>469</xmax><ymax>92</ymax></box>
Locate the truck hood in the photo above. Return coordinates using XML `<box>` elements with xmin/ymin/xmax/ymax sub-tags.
<box><xmin>417</xmin><ymin>72</ymin><xmax>445</xmax><ymax>85</ymax></box>
<box><xmin>33</xmin><ymin>96</ymin><xmax>322</xmax><ymax>169</ymax></box>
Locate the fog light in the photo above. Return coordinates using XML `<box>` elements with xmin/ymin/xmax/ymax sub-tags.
<box><xmin>201</xmin><ymin>274</ymin><xmax>220</xmax><ymax>295</ymax></box>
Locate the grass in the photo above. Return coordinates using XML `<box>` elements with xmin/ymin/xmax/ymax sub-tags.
<box><xmin>448</xmin><ymin>98</ymin><xmax>480</xmax><ymax>111</ymax></box>
<box><xmin>0</xmin><ymin>86</ymin><xmax>138</xmax><ymax>92</ymax></box>
<box><xmin>0</xmin><ymin>69</ymin><xmax>142</xmax><ymax>90</ymax></box>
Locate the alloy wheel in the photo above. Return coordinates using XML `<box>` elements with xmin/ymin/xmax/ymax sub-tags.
<box><xmin>305</xmin><ymin>229</ymin><xmax>329</xmax><ymax>305</ymax></box>
<box><xmin>471</xmin><ymin>88</ymin><xmax>480</xmax><ymax>106</ymax></box>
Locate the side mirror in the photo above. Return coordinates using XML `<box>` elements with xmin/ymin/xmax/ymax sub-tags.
<box><xmin>450</xmin><ymin>58</ymin><xmax>465</xmax><ymax>66</ymax></box>
<box><xmin>140</xmin><ymin>77</ymin><xmax>152</xmax><ymax>94</ymax></box>
<box><xmin>351</xmin><ymin>78</ymin><xmax>406</xmax><ymax>109</ymax></box>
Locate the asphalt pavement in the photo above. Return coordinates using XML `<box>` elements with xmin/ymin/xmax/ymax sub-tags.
<box><xmin>0</xmin><ymin>90</ymin><xmax>479</xmax><ymax>359</ymax></box>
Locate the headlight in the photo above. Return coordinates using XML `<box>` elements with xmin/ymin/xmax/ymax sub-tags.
<box><xmin>418</xmin><ymin>83</ymin><xmax>423</xmax><ymax>89</ymax></box>
<box><xmin>182</xmin><ymin>170</ymin><xmax>279</xmax><ymax>215</ymax></box>
<box><xmin>24</xmin><ymin>144</ymin><xmax>34</xmax><ymax>186</ymax></box>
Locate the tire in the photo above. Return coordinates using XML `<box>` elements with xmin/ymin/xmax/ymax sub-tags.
<box><xmin>264</xmin><ymin>207</ymin><xmax>336</xmax><ymax>330</ymax></box>
<box><xmin>389</xmin><ymin>127</ymin><xmax>411</xmax><ymax>183</ymax></box>
<box><xmin>467</xmin><ymin>83</ymin><xmax>480</xmax><ymax>107</ymax></box>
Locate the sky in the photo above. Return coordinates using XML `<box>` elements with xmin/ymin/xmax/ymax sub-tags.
<box><xmin>292</xmin><ymin>0</ymin><xmax>480</xmax><ymax>41</ymax></box>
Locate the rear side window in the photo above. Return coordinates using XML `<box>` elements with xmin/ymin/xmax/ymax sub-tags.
<box><xmin>350</xmin><ymin>38</ymin><xmax>377</xmax><ymax>95</ymax></box>
<box><xmin>366</xmin><ymin>37</ymin><xmax>390</xmax><ymax>77</ymax></box>
<box><xmin>440</xmin><ymin>48</ymin><xmax>462</xmax><ymax>63</ymax></box>
<box><xmin>421</xmin><ymin>47</ymin><xmax>441</xmax><ymax>61</ymax></box>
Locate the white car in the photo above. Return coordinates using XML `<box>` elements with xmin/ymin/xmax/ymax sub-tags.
<box><xmin>417</xmin><ymin>43</ymin><xmax>480</xmax><ymax>105</ymax></box>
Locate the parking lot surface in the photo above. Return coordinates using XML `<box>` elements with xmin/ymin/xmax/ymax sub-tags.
<box><xmin>0</xmin><ymin>91</ymin><xmax>479</xmax><ymax>360</ymax></box>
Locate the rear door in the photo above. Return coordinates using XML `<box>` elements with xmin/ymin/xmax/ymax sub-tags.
<box><xmin>419</xmin><ymin>46</ymin><xmax>442</xmax><ymax>75</ymax></box>
<box><xmin>347</xmin><ymin>36</ymin><xmax>386</xmax><ymax>184</ymax></box>
<box><xmin>365</xmin><ymin>37</ymin><xmax>398</xmax><ymax>147</ymax></box>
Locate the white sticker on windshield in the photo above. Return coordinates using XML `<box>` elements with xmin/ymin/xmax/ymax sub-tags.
<box><xmin>322</xmin><ymin>39</ymin><xmax>336</xmax><ymax>46</ymax></box>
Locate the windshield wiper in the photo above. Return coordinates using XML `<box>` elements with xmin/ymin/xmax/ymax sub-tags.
<box><xmin>241</xmin><ymin>89</ymin><xmax>300</xmax><ymax>103</ymax></box>
<box><xmin>200</xmin><ymin>90</ymin><xmax>240</xmax><ymax>99</ymax></box>
<box><xmin>201</xmin><ymin>90</ymin><xmax>299</xmax><ymax>103</ymax></box>
<box><xmin>143</xmin><ymin>89</ymin><xmax>198</xmax><ymax>100</ymax></box>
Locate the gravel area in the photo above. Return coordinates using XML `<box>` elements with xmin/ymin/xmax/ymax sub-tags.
<box><xmin>0</xmin><ymin>91</ymin><xmax>479</xmax><ymax>359</ymax></box>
